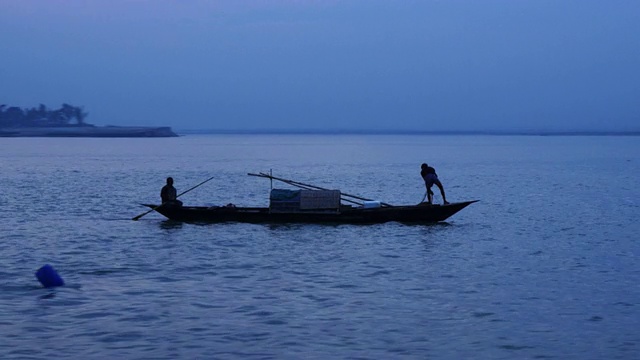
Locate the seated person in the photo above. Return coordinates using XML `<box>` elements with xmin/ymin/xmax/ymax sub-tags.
<box><xmin>160</xmin><ymin>177</ymin><xmax>183</xmax><ymax>206</ymax></box>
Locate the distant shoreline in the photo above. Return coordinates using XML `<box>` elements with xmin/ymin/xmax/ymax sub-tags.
<box><xmin>0</xmin><ymin>126</ymin><xmax>178</xmax><ymax>138</ymax></box>
<box><xmin>3</xmin><ymin>126</ymin><xmax>637</xmax><ymax>137</ymax></box>
<box><xmin>177</xmin><ymin>129</ymin><xmax>640</xmax><ymax>136</ymax></box>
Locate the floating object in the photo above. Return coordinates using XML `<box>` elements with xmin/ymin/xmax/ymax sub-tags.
<box><xmin>36</xmin><ymin>264</ymin><xmax>65</xmax><ymax>288</ymax></box>
<box><xmin>362</xmin><ymin>200</ymin><xmax>382</xmax><ymax>209</ymax></box>
<box><xmin>137</xmin><ymin>172</ymin><xmax>478</xmax><ymax>224</ymax></box>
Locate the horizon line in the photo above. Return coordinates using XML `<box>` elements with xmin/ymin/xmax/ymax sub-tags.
<box><xmin>174</xmin><ymin>129</ymin><xmax>640</xmax><ymax>136</ymax></box>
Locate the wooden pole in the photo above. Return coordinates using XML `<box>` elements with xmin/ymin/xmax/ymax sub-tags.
<box><xmin>248</xmin><ymin>172</ymin><xmax>392</xmax><ymax>207</ymax></box>
<box><xmin>261</xmin><ymin>174</ymin><xmax>363</xmax><ymax>206</ymax></box>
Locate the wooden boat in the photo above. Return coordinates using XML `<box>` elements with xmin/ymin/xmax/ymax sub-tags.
<box><xmin>142</xmin><ymin>200</ymin><xmax>478</xmax><ymax>224</ymax></box>
<box><xmin>139</xmin><ymin>172</ymin><xmax>478</xmax><ymax>224</ymax></box>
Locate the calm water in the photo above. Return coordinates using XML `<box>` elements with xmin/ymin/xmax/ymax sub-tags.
<box><xmin>1</xmin><ymin>135</ymin><xmax>638</xmax><ymax>359</ymax></box>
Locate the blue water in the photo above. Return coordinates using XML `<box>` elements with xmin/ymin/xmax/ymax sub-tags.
<box><xmin>1</xmin><ymin>135</ymin><xmax>638</xmax><ymax>359</ymax></box>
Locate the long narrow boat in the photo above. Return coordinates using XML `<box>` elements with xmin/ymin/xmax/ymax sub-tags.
<box><xmin>142</xmin><ymin>200</ymin><xmax>478</xmax><ymax>224</ymax></box>
<box><xmin>140</xmin><ymin>172</ymin><xmax>478</xmax><ymax>224</ymax></box>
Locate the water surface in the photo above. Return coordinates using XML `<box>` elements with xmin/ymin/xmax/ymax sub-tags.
<box><xmin>1</xmin><ymin>135</ymin><xmax>638</xmax><ymax>359</ymax></box>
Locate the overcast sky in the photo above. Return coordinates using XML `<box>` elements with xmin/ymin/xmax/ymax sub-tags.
<box><xmin>1</xmin><ymin>0</ymin><xmax>639</xmax><ymax>132</ymax></box>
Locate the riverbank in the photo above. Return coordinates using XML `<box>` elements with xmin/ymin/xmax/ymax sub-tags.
<box><xmin>0</xmin><ymin>126</ymin><xmax>178</xmax><ymax>137</ymax></box>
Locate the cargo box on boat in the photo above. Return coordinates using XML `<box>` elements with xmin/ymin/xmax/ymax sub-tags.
<box><xmin>300</xmin><ymin>189</ymin><xmax>341</xmax><ymax>210</ymax></box>
<box><xmin>269</xmin><ymin>189</ymin><xmax>341</xmax><ymax>213</ymax></box>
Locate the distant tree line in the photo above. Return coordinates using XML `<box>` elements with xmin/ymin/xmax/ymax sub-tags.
<box><xmin>0</xmin><ymin>104</ymin><xmax>90</xmax><ymax>128</ymax></box>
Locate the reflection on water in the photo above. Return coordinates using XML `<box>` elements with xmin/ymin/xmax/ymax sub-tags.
<box><xmin>159</xmin><ymin>220</ymin><xmax>184</xmax><ymax>230</ymax></box>
<box><xmin>39</xmin><ymin>292</ymin><xmax>57</xmax><ymax>300</ymax></box>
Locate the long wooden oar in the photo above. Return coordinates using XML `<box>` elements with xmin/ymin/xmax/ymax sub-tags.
<box><xmin>259</xmin><ymin>173</ymin><xmax>364</xmax><ymax>206</ymax></box>
<box><xmin>248</xmin><ymin>172</ymin><xmax>392</xmax><ymax>207</ymax></box>
<box><xmin>258</xmin><ymin>172</ymin><xmax>389</xmax><ymax>206</ymax></box>
<box><xmin>253</xmin><ymin>172</ymin><xmax>369</xmax><ymax>205</ymax></box>
<box><xmin>132</xmin><ymin>176</ymin><xmax>215</xmax><ymax>221</ymax></box>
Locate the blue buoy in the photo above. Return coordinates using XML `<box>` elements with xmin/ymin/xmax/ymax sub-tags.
<box><xmin>35</xmin><ymin>264</ymin><xmax>65</xmax><ymax>288</ymax></box>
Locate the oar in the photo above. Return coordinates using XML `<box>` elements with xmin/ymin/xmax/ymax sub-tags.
<box><xmin>260</xmin><ymin>173</ymin><xmax>393</xmax><ymax>206</ymax></box>
<box><xmin>132</xmin><ymin>176</ymin><xmax>215</xmax><ymax>221</ymax></box>
<box><xmin>253</xmin><ymin>172</ymin><xmax>369</xmax><ymax>205</ymax></box>
<box><xmin>259</xmin><ymin>173</ymin><xmax>364</xmax><ymax>206</ymax></box>
<box><xmin>249</xmin><ymin>172</ymin><xmax>391</xmax><ymax>207</ymax></box>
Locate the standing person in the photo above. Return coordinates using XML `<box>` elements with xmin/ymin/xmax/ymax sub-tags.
<box><xmin>420</xmin><ymin>163</ymin><xmax>449</xmax><ymax>205</ymax></box>
<box><xmin>161</xmin><ymin>177</ymin><xmax>183</xmax><ymax>206</ymax></box>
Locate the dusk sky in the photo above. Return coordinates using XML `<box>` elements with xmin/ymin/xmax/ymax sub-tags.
<box><xmin>1</xmin><ymin>1</ymin><xmax>639</xmax><ymax>132</ymax></box>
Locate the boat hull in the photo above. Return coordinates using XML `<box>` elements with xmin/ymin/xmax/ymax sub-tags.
<box><xmin>142</xmin><ymin>201</ymin><xmax>478</xmax><ymax>224</ymax></box>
